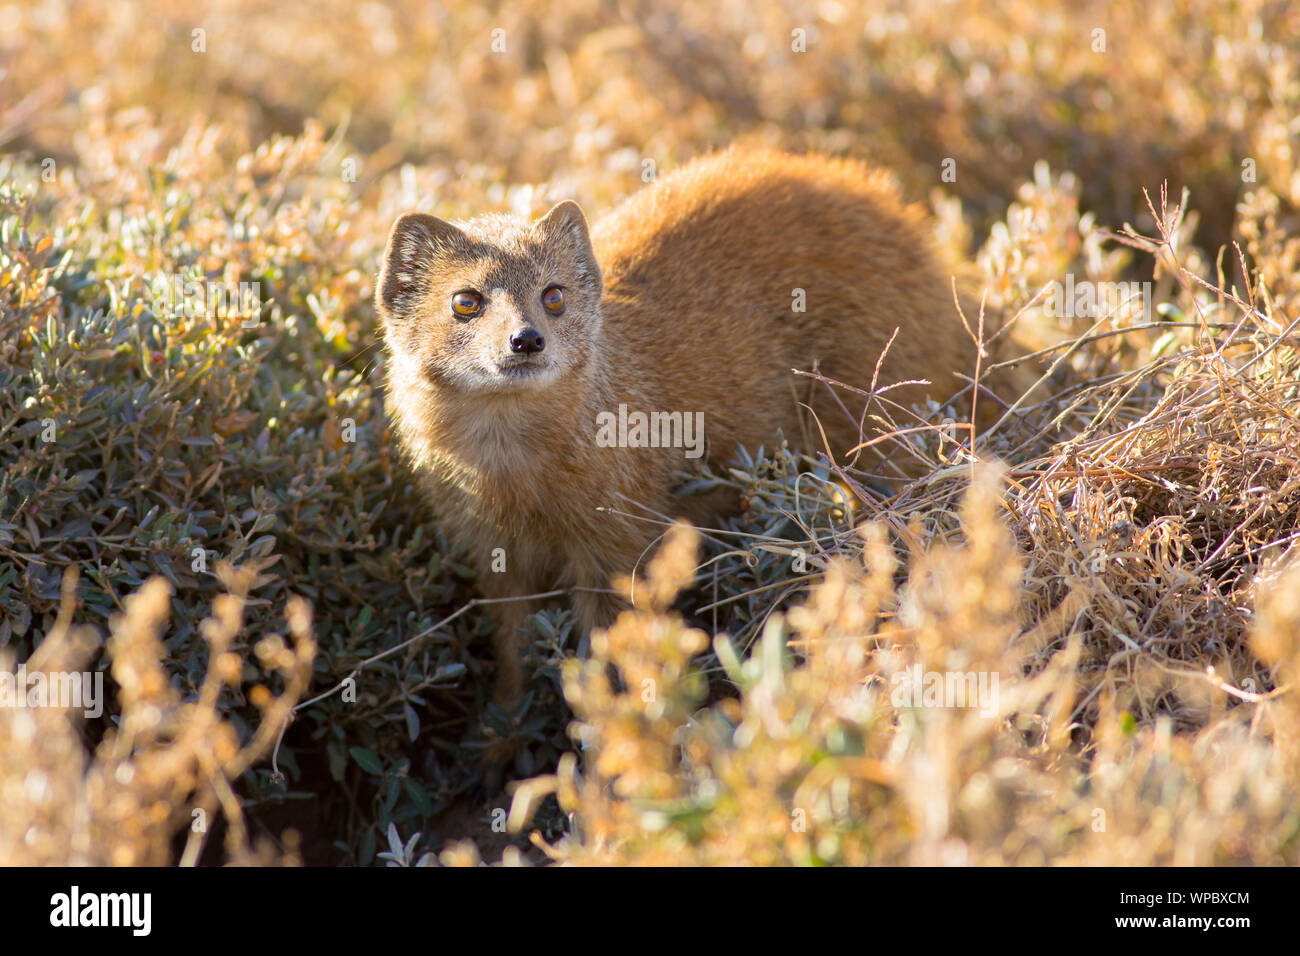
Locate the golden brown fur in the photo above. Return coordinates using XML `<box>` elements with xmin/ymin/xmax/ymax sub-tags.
<box><xmin>376</xmin><ymin>146</ymin><xmax>997</xmax><ymax>711</ymax></box>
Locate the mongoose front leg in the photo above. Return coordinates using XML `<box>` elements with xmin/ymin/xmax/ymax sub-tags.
<box><xmin>473</xmin><ymin>573</ymin><xmax>542</xmax><ymax>785</ymax></box>
<box><xmin>571</xmin><ymin>540</ymin><xmax>642</xmax><ymax>650</ymax></box>
<box><xmin>572</xmin><ymin>583</ymin><xmax>626</xmax><ymax>650</ymax></box>
<box><xmin>477</xmin><ymin>571</ymin><xmax>541</xmax><ymax>712</ymax></box>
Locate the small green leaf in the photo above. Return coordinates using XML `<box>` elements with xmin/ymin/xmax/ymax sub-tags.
<box><xmin>349</xmin><ymin>746</ymin><xmax>384</xmax><ymax>775</ymax></box>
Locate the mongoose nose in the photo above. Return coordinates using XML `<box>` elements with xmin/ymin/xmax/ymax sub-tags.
<box><xmin>510</xmin><ymin>327</ymin><xmax>545</xmax><ymax>354</ymax></box>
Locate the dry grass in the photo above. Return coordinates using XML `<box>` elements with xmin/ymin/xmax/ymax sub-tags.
<box><xmin>0</xmin><ymin>565</ymin><xmax>314</xmax><ymax>865</ymax></box>
<box><xmin>0</xmin><ymin>0</ymin><xmax>1298</xmax><ymax>865</ymax></box>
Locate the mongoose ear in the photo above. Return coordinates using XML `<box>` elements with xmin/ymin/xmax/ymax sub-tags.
<box><xmin>377</xmin><ymin>212</ymin><xmax>463</xmax><ymax>319</ymax></box>
<box><xmin>534</xmin><ymin>200</ymin><xmax>603</xmax><ymax>296</ymax></box>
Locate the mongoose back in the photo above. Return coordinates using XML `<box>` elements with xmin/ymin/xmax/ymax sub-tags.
<box><xmin>377</xmin><ymin>146</ymin><xmax>990</xmax><ymax>717</ymax></box>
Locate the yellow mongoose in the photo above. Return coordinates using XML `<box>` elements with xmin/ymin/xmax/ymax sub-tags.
<box><xmin>377</xmin><ymin>146</ymin><xmax>995</xmax><ymax>717</ymax></box>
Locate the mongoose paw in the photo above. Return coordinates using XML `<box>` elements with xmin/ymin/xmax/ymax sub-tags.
<box><xmin>464</xmin><ymin>691</ymin><xmax>534</xmax><ymax>793</ymax></box>
<box><xmin>475</xmin><ymin>738</ymin><xmax>520</xmax><ymax>799</ymax></box>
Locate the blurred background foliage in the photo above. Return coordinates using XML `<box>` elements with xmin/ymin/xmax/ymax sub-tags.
<box><xmin>1</xmin><ymin>0</ymin><xmax>1298</xmax><ymax>864</ymax></box>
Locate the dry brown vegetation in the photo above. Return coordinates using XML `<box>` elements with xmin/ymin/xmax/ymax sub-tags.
<box><xmin>1</xmin><ymin>0</ymin><xmax>1298</xmax><ymax>865</ymax></box>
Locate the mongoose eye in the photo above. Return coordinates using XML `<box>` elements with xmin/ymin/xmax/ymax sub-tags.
<box><xmin>451</xmin><ymin>291</ymin><xmax>482</xmax><ymax>317</ymax></box>
<box><xmin>541</xmin><ymin>286</ymin><xmax>566</xmax><ymax>314</ymax></box>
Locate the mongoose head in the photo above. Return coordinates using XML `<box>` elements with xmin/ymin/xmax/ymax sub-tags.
<box><xmin>376</xmin><ymin>201</ymin><xmax>603</xmax><ymax>393</ymax></box>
